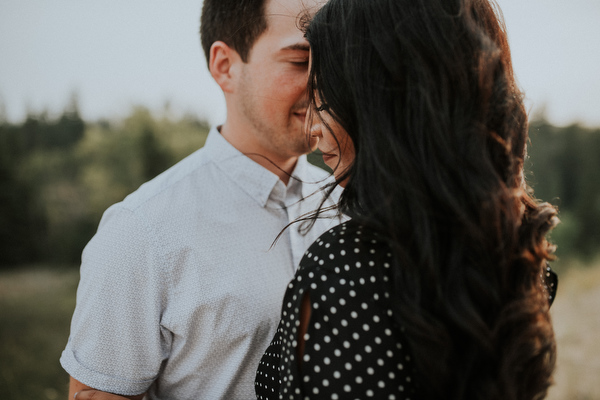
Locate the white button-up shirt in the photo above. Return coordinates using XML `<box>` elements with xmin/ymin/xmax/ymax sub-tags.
<box><xmin>61</xmin><ymin>128</ymin><xmax>340</xmax><ymax>399</ymax></box>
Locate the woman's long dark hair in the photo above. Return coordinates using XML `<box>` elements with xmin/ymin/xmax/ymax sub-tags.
<box><xmin>305</xmin><ymin>0</ymin><xmax>557</xmax><ymax>398</ymax></box>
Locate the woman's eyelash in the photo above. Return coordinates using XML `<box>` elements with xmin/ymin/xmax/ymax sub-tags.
<box><xmin>316</xmin><ymin>104</ymin><xmax>330</xmax><ymax>112</ymax></box>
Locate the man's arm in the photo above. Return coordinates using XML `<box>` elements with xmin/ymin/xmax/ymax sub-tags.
<box><xmin>69</xmin><ymin>376</ymin><xmax>145</xmax><ymax>400</ymax></box>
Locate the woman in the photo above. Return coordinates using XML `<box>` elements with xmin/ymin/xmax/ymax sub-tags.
<box><xmin>255</xmin><ymin>0</ymin><xmax>558</xmax><ymax>399</ymax></box>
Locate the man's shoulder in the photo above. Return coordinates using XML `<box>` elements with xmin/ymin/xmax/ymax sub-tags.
<box><xmin>119</xmin><ymin>147</ymin><xmax>215</xmax><ymax>212</ymax></box>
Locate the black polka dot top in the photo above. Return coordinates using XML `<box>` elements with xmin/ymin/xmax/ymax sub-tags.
<box><xmin>255</xmin><ymin>220</ymin><xmax>419</xmax><ymax>399</ymax></box>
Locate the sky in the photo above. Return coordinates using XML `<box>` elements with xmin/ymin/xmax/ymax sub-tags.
<box><xmin>1</xmin><ymin>0</ymin><xmax>599</xmax><ymax>128</ymax></box>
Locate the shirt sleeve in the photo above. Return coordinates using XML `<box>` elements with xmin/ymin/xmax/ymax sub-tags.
<box><xmin>277</xmin><ymin>248</ymin><xmax>417</xmax><ymax>399</ymax></box>
<box><xmin>60</xmin><ymin>204</ymin><xmax>171</xmax><ymax>396</ymax></box>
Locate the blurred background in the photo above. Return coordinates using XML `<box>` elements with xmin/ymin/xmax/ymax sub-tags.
<box><xmin>1</xmin><ymin>0</ymin><xmax>599</xmax><ymax>399</ymax></box>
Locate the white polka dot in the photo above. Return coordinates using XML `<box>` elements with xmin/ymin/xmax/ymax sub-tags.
<box><xmin>367</xmin><ymin>389</ymin><xmax>374</xmax><ymax>397</ymax></box>
<box><xmin>365</xmin><ymin>345</ymin><xmax>372</xmax><ymax>353</ymax></box>
<box><xmin>339</xmin><ymin>298</ymin><xmax>346</xmax><ymax>305</ymax></box>
<box><xmin>333</xmin><ymin>371</ymin><xmax>341</xmax><ymax>379</ymax></box>
<box><xmin>367</xmin><ymin>367</ymin><xmax>375</xmax><ymax>375</ymax></box>
<box><xmin>322</xmin><ymin>379</ymin><xmax>329</xmax><ymax>387</ymax></box>
<box><xmin>344</xmin><ymin>385</ymin><xmax>352</xmax><ymax>392</ymax></box>
<box><xmin>356</xmin><ymin>376</ymin><xmax>363</xmax><ymax>384</ymax></box>
<box><xmin>378</xmin><ymin>380</ymin><xmax>386</xmax><ymax>388</ymax></box>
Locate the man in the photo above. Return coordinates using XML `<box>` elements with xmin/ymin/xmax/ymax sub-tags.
<box><xmin>61</xmin><ymin>0</ymin><xmax>333</xmax><ymax>398</ymax></box>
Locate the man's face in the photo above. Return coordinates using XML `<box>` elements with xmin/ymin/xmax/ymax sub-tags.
<box><xmin>237</xmin><ymin>0</ymin><xmax>318</xmax><ymax>162</ymax></box>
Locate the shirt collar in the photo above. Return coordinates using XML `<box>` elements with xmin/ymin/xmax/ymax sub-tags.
<box><xmin>203</xmin><ymin>127</ymin><xmax>310</xmax><ymax>208</ymax></box>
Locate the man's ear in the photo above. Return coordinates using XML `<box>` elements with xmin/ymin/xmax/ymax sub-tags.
<box><xmin>209</xmin><ymin>41</ymin><xmax>242</xmax><ymax>94</ymax></box>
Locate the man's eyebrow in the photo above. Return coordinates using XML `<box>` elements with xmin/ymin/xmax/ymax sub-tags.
<box><xmin>281</xmin><ymin>43</ymin><xmax>310</xmax><ymax>52</ymax></box>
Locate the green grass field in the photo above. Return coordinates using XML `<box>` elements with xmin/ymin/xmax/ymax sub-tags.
<box><xmin>1</xmin><ymin>262</ymin><xmax>598</xmax><ymax>400</ymax></box>
<box><xmin>0</xmin><ymin>266</ymin><xmax>78</xmax><ymax>399</ymax></box>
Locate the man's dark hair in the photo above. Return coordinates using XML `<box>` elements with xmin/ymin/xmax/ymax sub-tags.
<box><xmin>200</xmin><ymin>0</ymin><xmax>269</xmax><ymax>65</ymax></box>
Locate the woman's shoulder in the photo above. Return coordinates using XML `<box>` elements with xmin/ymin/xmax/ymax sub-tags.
<box><xmin>297</xmin><ymin>220</ymin><xmax>394</xmax><ymax>285</ymax></box>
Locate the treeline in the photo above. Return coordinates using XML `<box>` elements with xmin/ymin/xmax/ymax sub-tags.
<box><xmin>0</xmin><ymin>105</ymin><xmax>209</xmax><ymax>266</ymax></box>
<box><xmin>527</xmin><ymin>119</ymin><xmax>600</xmax><ymax>262</ymax></box>
<box><xmin>0</xmin><ymin>107</ymin><xmax>598</xmax><ymax>268</ymax></box>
